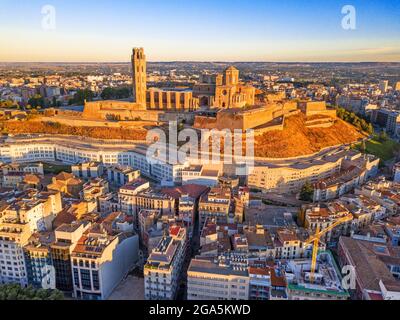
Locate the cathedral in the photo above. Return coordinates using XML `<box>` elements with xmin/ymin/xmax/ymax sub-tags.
<box><xmin>83</xmin><ymin>48</ymin><xmax>256</xmax><ymax>120</ymax></box>
<box><xmin>193</xmin><ymin>66</ymin><xmax>255</xmax><ymax>109</ymax></box>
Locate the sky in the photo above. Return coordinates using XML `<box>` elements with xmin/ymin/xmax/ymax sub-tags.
<box><xmin>0</xmin><ymin>0</ymin><xmax>399</xmax><ymax>62</ymax></box>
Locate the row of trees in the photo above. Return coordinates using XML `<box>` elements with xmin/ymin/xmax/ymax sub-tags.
<box><xmin>336</xmin><ymin>107</ymin><xmax>374</xmax><ymax>135</ymax></box>
<box><xmin>1</xmin><ymin>95</ymin><xmax>60</xmax><ymax>110</ymax></box>
<box><xmin>0</xmin><ymin>284</ymin><xmax>64</xmax><ymax>300</ymax></box>
<box><xmin>101</xmin><ymin>87</ymin><xmax>131</xmax><ymax>100</ymax></box>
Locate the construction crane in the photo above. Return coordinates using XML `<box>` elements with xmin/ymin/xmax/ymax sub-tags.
<box><xmin>305</xmin><ymin>214</ymin><xmax>353</xmax><ymax>284</ymax></box>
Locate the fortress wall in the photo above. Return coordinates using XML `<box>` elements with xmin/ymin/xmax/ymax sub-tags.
<box><xmin>242</xmin><ymin>108</ymin><xmax>274</xmax><ymax>130</ymax></box>
<box><xmin>305</xmin><ymin>109</ymin><xmax>337</xmax><ymax>118</ymax></box>
<box><xmin>305</xmin><ymin>101</ymin><xmax>327</xmax><ymax>111</ymax></box>
<box><xmin>193</xmin><ymin>116</ymin><xmax>217</xmax><ymax>129</ymax></box>
<box><xmin>216</xmin><ymin>111</ymin><xmax>245</xmax><ymax>130</ymax></box>
<box><xmin>283</xmin><ymin>101</ymin><xmax>298</xmax><ymax>112</ymax></box>
<box><xmin>253</xmin><ymin>122</ymin><xmax>284</xmax><ymax>136</ymax></box>
<box><xmin>82</xmin><ymin>100</ymin><xmax>147</xmax><ymax>119</ymax></box>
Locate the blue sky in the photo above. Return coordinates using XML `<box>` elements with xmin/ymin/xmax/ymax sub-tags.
<box><xmin>0</xmin><ymin>0</ymin><xmax>399</xmax><ymax>62</ymax></box>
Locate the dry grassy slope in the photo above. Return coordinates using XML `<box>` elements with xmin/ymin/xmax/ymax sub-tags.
<box><xmin>2</xmin><ymin>120</ymin><xmax>148</xmax><ymax>141</ymax></box>
<box><xmin>254</xmin><ymin>114</ymin><xmax>364</xmax><ymax>158</ymax></box>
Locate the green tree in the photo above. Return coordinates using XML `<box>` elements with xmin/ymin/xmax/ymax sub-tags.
<box><xmin>28</xmin><ymin>94</ymin><xmax>45</xmax><ymax>109</ymax></box>
<box><xmin>101</xmin><ymin>87</ymin><xmax>115</xmax><ymax>100</ymax></box>
<box><xmin>360</xmin><ymin>140</ymin><xmax>367</xmax><ymax>153</ymax></box>
<box><xmin>0</xmin><ymin>284</ymin><xmax>64</xmax><ymax>300</ymax></box>
<box><xmin>71</xmin><ymin>89</ymin><xmax>94</xmax><ymax>105</ymax></box>
<box><xmin>299</xmin><ymin>181</ymin><xmax>314</xmax><ymax>202</ymax></box>
<box><xmin>101</xmin><ymin>87</ymin><xmax>131</xmax><ymax>100</ymax></box>
<box><xmin>379</xmin><ymin>131</ymin><xmax>388</xmax><ymax>142</ymax></box>
<box><xmin>366</xmin><ymin>123</ymin><xmax>374</xmax><ymax>135</ymax></box>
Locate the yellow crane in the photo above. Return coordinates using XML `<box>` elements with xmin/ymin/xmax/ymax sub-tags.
<box><xmin>305</xmin><ymin>214</ymin><xmax>353</xmax><ymax>283</ymax></box>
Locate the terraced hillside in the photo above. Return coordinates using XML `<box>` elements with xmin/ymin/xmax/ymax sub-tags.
<box><xmin>254</xmin><ymin>114</ymin><xmax>365</xmax><ymax>158</ymax></box>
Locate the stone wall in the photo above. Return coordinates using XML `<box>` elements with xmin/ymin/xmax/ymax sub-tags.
<box><xmin>82</xmin><ymin>100</ymin><xmax>147</xmax><ymax>120</ymax></box>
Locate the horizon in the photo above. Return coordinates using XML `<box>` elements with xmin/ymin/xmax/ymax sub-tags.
<box><xmin>1</xmin><ymin>0</ymin><xmax>400</xmax><ymax>63</ymax></box>
<box><xmin>2</xmin><ymin>60</ymin><xmax>400</xmax><ymax>64</ymax></box>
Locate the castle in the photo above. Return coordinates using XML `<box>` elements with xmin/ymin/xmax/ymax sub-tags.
<box><xmin>82</xmin><ymin>48</ymin><xmax>256</xmax><ymax>120</ymax></box>
<box><xmin>82</xmin><ymin>47</ymin><xmax>337</xmax><ymax>134</ymax></box>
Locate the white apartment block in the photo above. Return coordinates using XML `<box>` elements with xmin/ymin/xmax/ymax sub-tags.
<box><xmin>71</xmin><ymin>225</ymin><xmax>139</xmax><ymax>300</ymax></box>
<box><xmin>187</xmin><ymin>254</ymin><xmax>250</xmax><ymax>300</ymax></box>
<box><xmin>0</xmin><ymin>136</ymin><xmax>184</xmax><ymax>186</ymax></box>
<box><xmin>0</xmin><ymin>205</ymin><xmax>44</xmax><ymax>286</ymax></box>
<box><xmin>144</xmin><ymin>226</ymin><xmax>187</xmax><ymax>300</ymax></box>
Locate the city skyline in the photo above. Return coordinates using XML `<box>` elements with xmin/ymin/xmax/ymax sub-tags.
<box><xmin>1</xmin><ymin>0</ymin><xmax>400</xmax><ymax>62</ymax></box>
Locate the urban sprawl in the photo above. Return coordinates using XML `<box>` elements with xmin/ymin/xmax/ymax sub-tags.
<box><xmin>0</xmin><ymin>48</ymin><xmax>400</xmax><ymax>301</ymax></box>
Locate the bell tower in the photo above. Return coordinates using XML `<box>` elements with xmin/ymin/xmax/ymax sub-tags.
<box><xmin>131</xmin><ymin>48</ymin><xmax>147</xmax><ymax>107</ymax></box>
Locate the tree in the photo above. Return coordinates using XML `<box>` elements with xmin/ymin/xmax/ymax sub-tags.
<box><xmin>101</xmin><ymin>87</ymin><xmax>131</xmax><ymax>100</ymax></box>
<box><xmin>28</xmin><ymin>94</ymin><xmax>45</xmax><ymax>109</ymax></box>
<box><xmin>0</xmin><ymin>284</ymin><xmax>64</xmax><ymax>300</ymax></box>
<box><xmin>367</xmin><ymin>123</ymin><xmax>374</xmax><ymax>135</ymax></box>
<box><xmin>70</xmin><ymin>89</ymin><xmax>94</xmax><ymax>105</ymax></box>
<box><xmin>299</xmin><ymin>181</ymin><xmax>314</xmax><ymax>202</ymax></box>
<box><xmin>379</xmin><ymin>131</ymin><xmax>388</xmax><ymax>142</ymax></box>
<box><xmin>101</xmin><ymin>87</ymin><xmax>115</xmax><ymax>100</ymax></box>
<box><xmin>360</xmin><ymin>140</ymin><xmax>367</xmax><ymax>153</ymax></box>
<box><xmin>336</xmin><ymin>106</ymin><xmax>373</xmax><ymax>134</ymax></box>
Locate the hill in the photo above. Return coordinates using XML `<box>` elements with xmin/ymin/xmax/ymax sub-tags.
<box><xmin>254</xmin><ymin>114</ymin><xmax>365</xmax><ymax>158</ymax></box>
<box><xmin>1</xmin><ymin>120</ymin><xmax>147</xmax><ymax>141</ymax></box>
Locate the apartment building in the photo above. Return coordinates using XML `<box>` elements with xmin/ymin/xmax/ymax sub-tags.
<box><xmin>302</xmin><ymin>203</ymin><xmax>353</xmax><ymax>244</ymax></box>
<box><xmin>138</xmin><ymin>209</ymin><xmax>161</xmax><ymax>244</ymax></box>
<box><xmin>106</xmin><ymin>165</ymin><xmax>140</xmax><ymax>187</ymax></box>
<box><xmin>144</xmin><ymin>226</ymin><xmax>187</xmax><ymax>300</ymax></box>
<box><xmin>71</xmin><ymin>219</ymin><xmax>139</xmax><ymax>300</ymax></box>
<box><xmin>1</xmin><ymin>162</ymin><xmax>44</xmax><ymax>175</ymax></box>
<box><xmin>248</xmin><ymin>265</ymin><xmax>288</xmax><ymax>300</ymax></box>
<box><xmin>181</xmin><ymin>165</ymin><xmax>220</xmax><ymax>187</ymax></box>
<box><xmin>187</xmin><ymin>254</ymin><xmax>250</xmax><ymax>300</ymax></box>
<box><xmin>24</xmin><ymin>231</ymin><xmax>55</xmax><ymax>289</ymax></box>
<box><xmin>81</xmin><ymin>178</ymin><xmax>109</xmax><ymax>211</ymax></box>
<box><xmin>0</xmin><ymin>214</ymin><xmax>32</xmax><ymax>286</ymax></box>
<box><xmin>118</xmin><ymin>178</ymin><xmax>150</xmax><ymax>218</ymax></box>
<box><xmin>0</xmin><ymin>135</ymin><xmax>185</xmax><ymax>185</ymax></box>
<box><xmin>51</xmin><ymin>221</ymin><xmax>91</xmax><ymax>292</ymax></box>
<box><xmin>338</xmin><ymin>235</ymin><xmax>400</xmax><ymax>300</ymax></box>
<box><xmin>248</xmin><ymin>148</ymin><xmax>373</xmax><ymax>195</ymax></box>
<box><xmin>71</xmin><ymin>162</ymin><xmax>104</xmax><ymax>180</ymax></box>
<box><xmin>199</xmin><ymin>187</ymin><xmax>232</xmax><ymax>231</ymax></box>
<box><xmin>274</xmin><ymin>229</ymin><xmax>313</xmax><ymax>260</ymax></box>
<box><xmin>0</xmin><ymin>188</ymin><xmax>63</xmax><ymax>287</ymax></box>
<box><xmin>98</xmin><ymin>193</ymin><xmax>120</xmax><ymax>216</ymax></box>
<box><xmin>127</xmin><ymin>189</ymin><xmax>175</xmax><ymax>225</ymax></box>
<box><xmin>355</xmin><ymin>177</ymin><xmax>400</xmax><ymax>216</ymax></box>
<box><xmin>313</xmin><ymin>154</ymin><xmax>379</xmax><ymax>202</ymax></box>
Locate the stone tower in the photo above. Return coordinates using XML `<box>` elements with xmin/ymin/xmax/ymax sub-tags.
<box><xmin>131</xmin><ymin>48</ymin><xmax>147</xmax><ymax>107</ymax></box>
<box><xmin>224</xmin><ymin>66</ymin><xmax>239</xmax><ymax>86</ymax></box>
